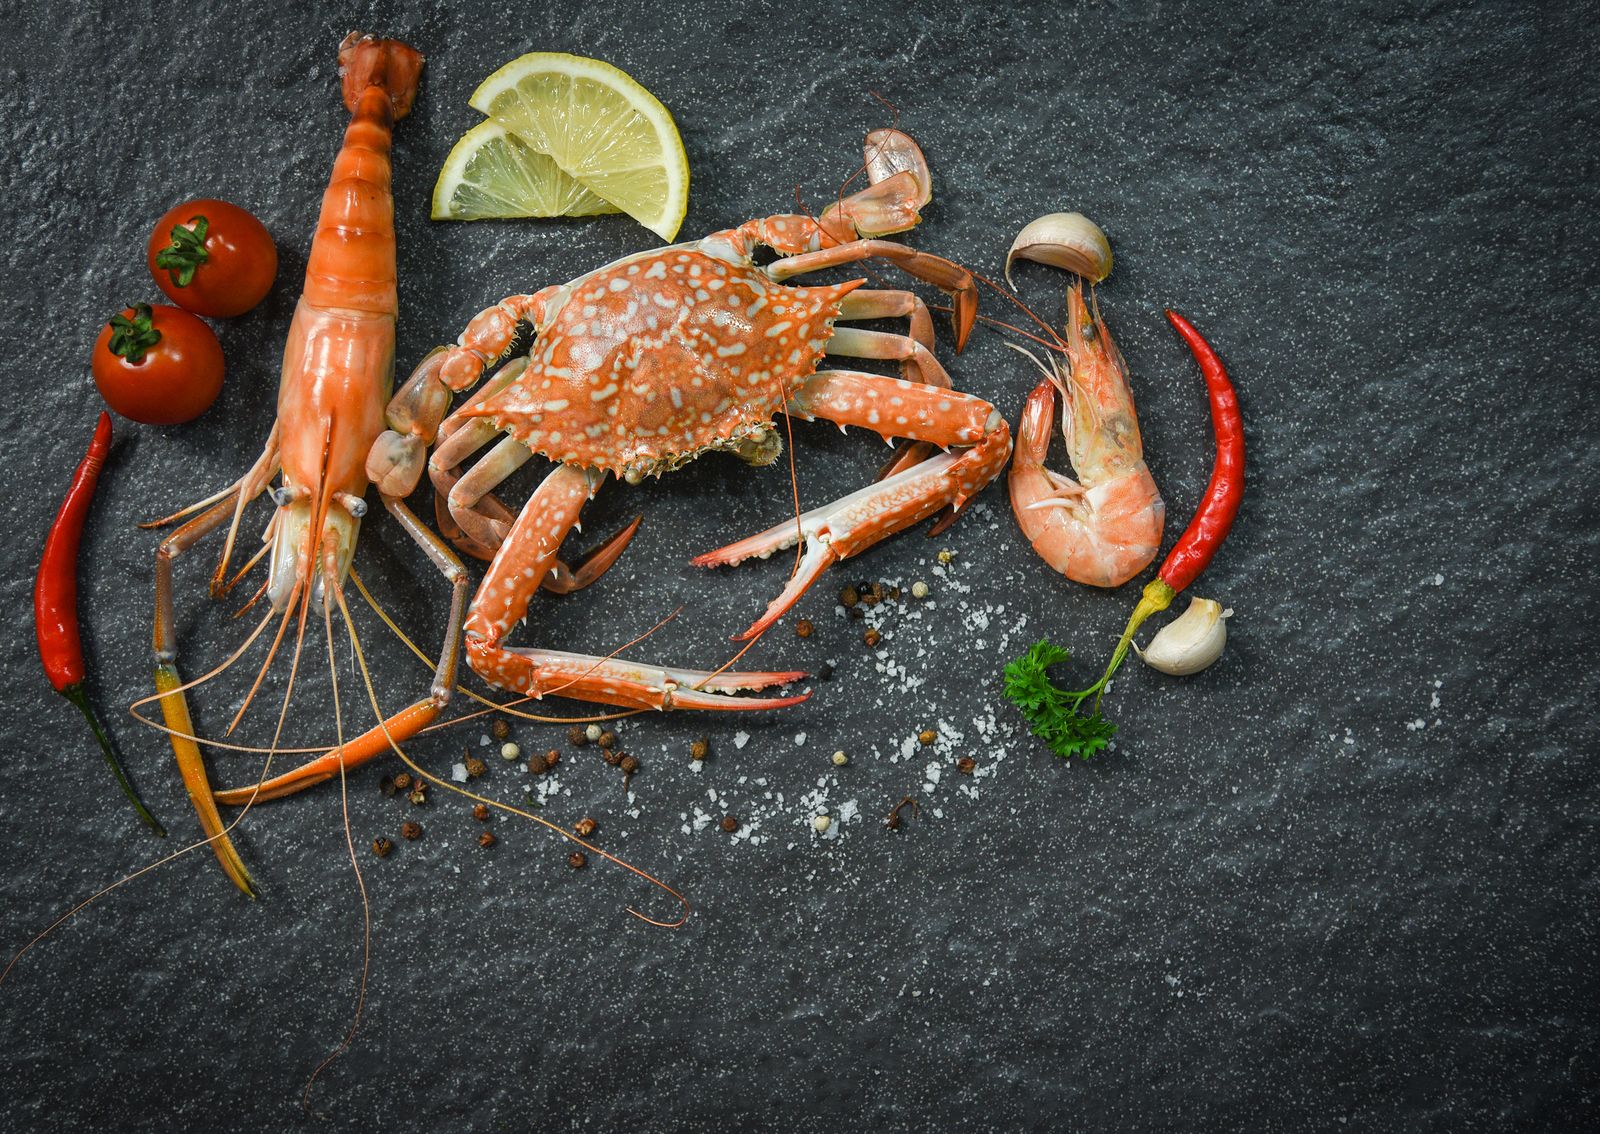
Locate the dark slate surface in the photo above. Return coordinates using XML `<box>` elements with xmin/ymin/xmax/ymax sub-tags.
<box><xmin>1</xmin><ymin>1</ymin><xmax>1594</xmax><ymax>1130</ymax></box>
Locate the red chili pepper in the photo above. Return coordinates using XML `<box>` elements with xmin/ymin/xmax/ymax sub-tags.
<box><xmin>1152</xmin><ymin>310</ymin><xmax>1245</xmax><ymax>593</ymax></box>
<box><xmin>1093</xmin><ymin>310</ymin><xmax>1245</xmax><ymax>692</ymax></box>
<box><xmin>35</xmin><ymin>413</ymin><xmax>165</xmax><ymax>835</ymax></box>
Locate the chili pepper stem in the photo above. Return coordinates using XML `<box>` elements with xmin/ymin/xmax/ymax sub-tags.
<box><xmin>1081</xmin><ymin>577</ymin><xmax>1176</xmax><ymax>713</ymax></box>
<box><xmin>59</xmin><ymin>682</ymin><xmax>166</xmax><ymax>836</ymax></box>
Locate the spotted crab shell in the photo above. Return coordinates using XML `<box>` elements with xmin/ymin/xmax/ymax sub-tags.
<box><xmin>465</xmin><ymin>248</ymin><xmax>861</xmax><ymax>482</ymax></box>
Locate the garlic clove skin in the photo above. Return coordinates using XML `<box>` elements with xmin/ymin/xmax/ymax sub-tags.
<box><xmin>1135</xmin><ymin>596</ymin><xmax>1231</xmax><ymax>676</ymax></box>
<box><xmin>1005</xmin><ymin>211</ymin><xmax>1114</xmax><ymax>289</ymax></box>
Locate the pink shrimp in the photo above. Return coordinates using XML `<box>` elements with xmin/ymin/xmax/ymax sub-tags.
<box><xmin>1008</xmin><ymin>281</ymin><xmax>1164</xmax><ymax>587</ymax></box>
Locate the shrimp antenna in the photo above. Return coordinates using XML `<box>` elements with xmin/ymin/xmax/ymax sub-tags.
<box><xmin>331</xmin><ymin>584</ymin><xmax>691</xmax><ymax>928</ymax></box>
<box><xmin>301</xmin><ymin>542</ymin><xmax>371</xmax><ymax>1116</ymax></box>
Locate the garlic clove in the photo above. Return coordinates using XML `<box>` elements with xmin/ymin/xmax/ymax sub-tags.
<box><xmin>1135</xmin><ymin>596</ymin><xmax>1231</xmax><ymax>676</ymax></box>
<box><xmin>1005</xmin><ymin>211</ymin><xmax>1114</xmax><ymax>289</ymax></box>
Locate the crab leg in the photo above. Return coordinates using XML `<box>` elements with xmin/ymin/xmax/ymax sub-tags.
<box><xmin>825</xmin><ymin>327</ymin><xmax>951</xmax><ymax>389</ymax></box>
<box><xmin>832</xmin><ymin>292</ymin><xmax>951</xmax><ymax>479</ymax></box>
<box><xmin>466</xmin><ymin>464</ymin><xmax>809</xmax><ymax>712</ymax></box>
<box><xmin>694</xmin><ymin>371</ymin><xmax>1012</xmax><ymax>640</ymax></box>
<box><xmin>838</xmin><ymin>289</ymin><xmax>936</xmax><ymax>352</ymax></box>
<box><xmin>767</xmin><ymin>240</ymin><xmax>977</xmax><ymax>350</ymax></box>
<box><xmin>446</xmin><ymin>435</ymin><xmax>532</xmax><ymax>549</ymax></box>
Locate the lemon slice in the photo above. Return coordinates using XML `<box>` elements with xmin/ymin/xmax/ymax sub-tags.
<box><xmin>432</xmin><ymin>120</ymin><xmax>620</xmax><ymax>221</ymax></box>
<box><xmin>469</xmin><ymin>52</ymin><xmax>689</xmax><ymax>241</ymax></box>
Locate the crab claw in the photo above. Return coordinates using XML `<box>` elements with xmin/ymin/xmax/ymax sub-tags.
<box><xmin>543</xmin><ymin>515</ymin><xmax>643</xmax><ymax>594</ymax></box>
<box><xmin>695</xmin><ymin>527</ymin><xmax>842</xmax><ymax>642</ymax></box>
<box><xmin>694</xmin><ymin>451</ymin><xmax>968</xmax><ymax>641</ymax></box>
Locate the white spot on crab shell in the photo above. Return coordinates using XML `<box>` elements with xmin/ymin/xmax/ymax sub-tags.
<box><xmin>716</xmin><ymin>343</ymin><xmax>748</xmax><ymax>358</ymax></box>
<box><xmin>543</xmin><ymin>399</ymin><xmax>569</xmax><ymax>412</ymax></box>
<box><xmin>868</xmin><ymin>409</ymin><xmax>880</xmax><ymax>424</ymax></box>
<box><xmin>765</xmin><ymin>321</ymin><xmax>792</xmax><ymax>338</ymax></box>
<box><xmin>670</xmin><ymin>388</ymin><xmax>684</xmax><ymax>409</ymax></box>
<box><xmin>645</xmin><ymin>261</ymin><xmax>667</xmax><ymax>280</ymax></box>
<box><xmin>653</xmin><ymin>293</ymin><xmax>677</xmax><ymax>309</ymax></box>
<box><xmin>608</xmin><ymin>278</ymin><xmax>629</xmax><ymax>293</ymax></box>
<box><xmin>747</xmin><ymin>296</ymin><xmax>768</xmax><ymax>317</ymax></box>
<box><xmin>591</xmin><ymin>383</ymin><xmax>618</xmax><ymax>401</ymax></box>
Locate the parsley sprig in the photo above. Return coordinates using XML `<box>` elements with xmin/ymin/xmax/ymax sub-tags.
<box><xmin>1002</xmin><ymin>638</ymin><xmax>1117</xmax><ymax>761</ymax></box>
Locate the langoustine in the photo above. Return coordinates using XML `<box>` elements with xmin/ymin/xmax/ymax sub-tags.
<box><xmin>144</xmin><ymin>33</ymin><xmax>468</xmax><ymax>893</ymax></box>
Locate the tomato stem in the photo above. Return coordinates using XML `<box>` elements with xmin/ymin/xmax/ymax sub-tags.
<box><xmin>153</xmin><ymin>214</ymin><xmax>210</xmax><ymax>287</ymax></box>
<box><xmin>105</xmin><ymin>303</ymin><xmax>162</xmax><ymax>363</ymax></box>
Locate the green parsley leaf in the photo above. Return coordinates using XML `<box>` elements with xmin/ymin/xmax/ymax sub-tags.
<box><xmin>1002</xmin><ymin>637</ymin><xmax>1117</xmax><ymax>761</ymax></box>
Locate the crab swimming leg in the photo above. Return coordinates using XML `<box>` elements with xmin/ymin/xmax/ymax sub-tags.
<box><xmin>465</xmin><ymin>465</ymin><xmax>809</xmax><ymax>713</ymax></box>
<box><xmin>694</xmin><ymin>371</ymin><xmax>1012</xmax><ymax>640</ymax></box>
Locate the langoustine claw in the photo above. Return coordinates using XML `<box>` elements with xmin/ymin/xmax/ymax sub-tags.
<box><xmin>1007</xmin><ymin>280</ymin><xmax>1163</xmax><ymax>587</ymax></box>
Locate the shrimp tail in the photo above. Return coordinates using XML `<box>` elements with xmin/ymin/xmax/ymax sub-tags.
<box><xmin>338</xmin><ymin>32</ymin><xmax>423</xmax><ymax>119</ymax></box>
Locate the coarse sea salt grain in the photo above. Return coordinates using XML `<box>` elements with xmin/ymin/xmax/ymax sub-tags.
<box><xmin>734</xmin><ymin>730</ymin><xmax>750</xmax><ymax>750</ymax></box>
<box><xmin>451</xmin><ymin>762</ymin><xmax>468</xmax><ymax>783</ymax></box>
<box><xmin>795</xmin><ymin>732</ymin><xmax>807</xmax><ymax>746</ymax></box>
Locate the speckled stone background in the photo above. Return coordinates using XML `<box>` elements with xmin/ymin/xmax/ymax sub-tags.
<box><xmin>1</xmin><ymin>1</ymin><xmax>1594</xmax><ymax>1130</ymax></box>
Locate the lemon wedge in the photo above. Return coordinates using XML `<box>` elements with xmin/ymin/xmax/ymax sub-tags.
<box><xmin>468</xmin><ymin>52</ymin><xmax>689</xmax><ymax>241</ymax></box>
<box><xmin>431</xmin><ymin>120</ymin><xmax>620</xmax><ymax>221</ymax></box>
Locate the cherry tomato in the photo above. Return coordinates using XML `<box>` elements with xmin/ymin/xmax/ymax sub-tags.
<box><xmin>91</xmin><ymin>304</ymin><xmax>225</xmax><ymax>425</ymax></box>
<box><xmin>147</xmin><ymin>198</ymin><xmax>277</xmax><ymax>318</ymax></box>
